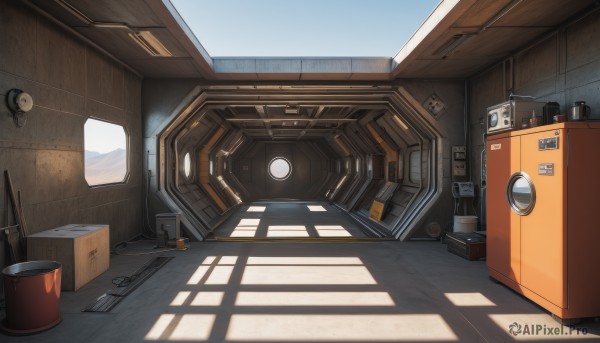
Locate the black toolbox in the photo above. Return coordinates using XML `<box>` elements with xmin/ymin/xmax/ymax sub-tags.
<box><xmin>446</xmin><ymin>232</ymin><xmax>486</xmax><ymax>261</ymax></box>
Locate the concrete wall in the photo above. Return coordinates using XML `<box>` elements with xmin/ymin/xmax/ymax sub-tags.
<box><xmin>400</xmin><ymin>80</ymin><xmax>467</xmax><ymax>238</ymax></box>
<box><xmin>0</xmin><ymin>0</ymin><xmax>143</xmax><ymax>268</ymax></box>
<box><xmin>469</xmin><ymin>9</ymin><xmax>600</xmax><ymax>225</ymax></box>
<box><xmin>142</xmin><ymin>79</ymin><xmax>201</xmax><ymax>226</ymax></box>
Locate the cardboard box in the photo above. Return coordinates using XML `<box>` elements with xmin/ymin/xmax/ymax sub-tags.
<box><xmin>369</xmin><ymin>200</ymin><xmax>385</xmax><ymax>221</ymax></box>
<box><xmin>27</xmin><ymin>224</ymin><xmax>110</xmax><ymax>291</ymax></box>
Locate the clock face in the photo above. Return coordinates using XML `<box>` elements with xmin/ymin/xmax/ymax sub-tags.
<box><xmin>489</xmin><ymin>112</ymin><xmax>498</xmax><ymax>128</ymax></box>
<box><xmin>16</xmin><ymin>93</ymin><xmax>34</xmax><ymax>112</ymax></box>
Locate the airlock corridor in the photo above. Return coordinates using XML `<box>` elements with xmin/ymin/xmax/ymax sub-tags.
<box><xmin>153</xmin><ymin>86</ymin><xmax>441</xmax><ymax>241</ymax></box>
<box><xmin>2</xmin><ymin>0</ymin><xmax>600</xmax><ymax>342</ymax></box>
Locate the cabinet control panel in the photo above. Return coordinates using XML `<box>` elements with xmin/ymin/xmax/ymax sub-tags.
<box><xmin>452</xmin><ymin>146</ymin><xmax>467</xmax><ymax>180</ymax></box>
<box><xmin>452</xmin><ymin>182</ymin><xmax>475</xmax><ymax>198</ymax></box>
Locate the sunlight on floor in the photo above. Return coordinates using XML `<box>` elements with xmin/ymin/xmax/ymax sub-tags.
<box><xmin>201</xmin><ymin>256</ymin><xmax>238</xmax><ymax>265</ymax></box>
<box><xmin>149</xmin><ymin>255</ymin><xmax>462</xmax><ymax>342</ymax></box>
<box><xmin>239</xmin><ymin>218</ymin><xmax>260</xmax><ymax>226</ymax></box>
<box><xmin>231</xmin><ymin>219</ymin><xmax>260</xmax><ymax>237</ymax></box>
<box><xmin>235</xmin><ymin>292</ymin><xmax>396</xmax><ymax>306</ymax></box>
<box><xmin>230</xmin><ymin>226</ymin><xmax>258</xmax><ymax>237</ymax></box>
<box><xmin>489</xmin><ymin>314</ymin><xmax>599</xmax><ymax>340</ymax></box>
<box><xmin>315</xmin><ymin>225</ymin><xmax>352</xmax><ymax>237</ymax></box>
<box><xmin>170</xmin><ymin>315</ymin><xmax>216</xmax><ymax>340</ymax></box>
<box><xmin>170</xmin><ymin>291</ymin><xmax>191</xmax><ymax>306</ymax></box>
<box><xmin>247</xmin><ymin>206</ymin><xmax>266</xmax><ymax>212</ymax></box>
<box><xmin>307</xmin><ymin>205</ymin><xmax>327</xmax><ymax>211</ymax></box>
<box><xmin>444</xmin><ymin>293</ymin><xmax>496</xmax><ymax>306</ymax></box>
<box><xmin>170</xmin><ymin>291</ymin><xmax>227</xmax><ymax>307</ymax></box>
<box><xmin>146</xmin><ymin>314</ymin><xmax>175</xmax><ymax>340</ymax></box>
<box><xmin>188</xmin><ymin>256</ymin><xmax>238</xmax><ymax>285</ymax></box>
<box><xmin>246</xmin><ymin>257</ymin><xmax>363</xmax><ymax>265</ymax></box>
<box><xmin>242</xmin><ymin>265</ymin><xmax>376</xmax><ymax>285</ymax></box>
<box><xmin>187</xmin><ymin>265</ymin><xmax>234</xmax><ymax>285</ymax></box>
<box><xmin>267</xmin><ymin>225</ymin><xmax>309</xmax><ymax>237</ymax></box>
<box><xmin>191</xmin><ymin>292</ymin><xmax>224</xmax><ymax>306</ymax></box>
<box><xmin>146</xmin><ymin>314</ymin><xmax>216</xmax><ymax>341</ymax></box>
<box><xmin>226</xmin><ymin>314</ymin><xmax>457</xmax><ymax>341</ymax></box>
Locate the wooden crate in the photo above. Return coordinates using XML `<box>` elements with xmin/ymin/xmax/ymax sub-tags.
<box><xmin>27</xmin><ymin>224</ymin><xmax>110</xmax><ymax>291</ymax></box>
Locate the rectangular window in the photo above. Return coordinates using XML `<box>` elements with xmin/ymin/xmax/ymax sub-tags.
<box><xmin>84</xmin><ymin>118</ymin><xmax>128</xmax><ymax>186</ymax></box>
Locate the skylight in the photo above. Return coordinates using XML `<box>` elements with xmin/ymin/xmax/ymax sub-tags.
<box><xmin>170</xmin><ymin>0</ymin><xmax>440</xmax><ymax>57</ymax></box>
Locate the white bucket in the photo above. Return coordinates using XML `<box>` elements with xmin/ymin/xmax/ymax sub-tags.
<box><xmin>453</xmin><ymin>215</ymin><xmax>478</xmax><ymax>233</ymax></box>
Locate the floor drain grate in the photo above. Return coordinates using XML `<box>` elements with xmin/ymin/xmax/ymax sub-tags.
<box><xmin>82</xmin><ymin>256</ymin><xmax>173</xmax><ymax>312</ymax></box>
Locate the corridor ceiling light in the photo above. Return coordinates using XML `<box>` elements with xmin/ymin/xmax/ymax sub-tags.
<box><xmin>285</xmin><ymin>105</ymin><xmax>299</xmax><ymax>114</ymax></box>
<box><xmin>128</xmin><ymin>31</ymin><xmax>173</xmax><ymax>57</ymax></box>
<box><xmin>392</xmin><ymin>115</ymin><xmax>409</xmax><ymax>130</ymax></box>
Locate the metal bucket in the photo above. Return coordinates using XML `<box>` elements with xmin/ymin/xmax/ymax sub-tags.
<box><xmin>453</xmin><ymin>215</ymin><xmax>478</xmax><ymax>233</ymax></box>
<box><xmin>2</xmin><ymin>261</ymin><xmax>62</xmax><ymax>334</ymax></box>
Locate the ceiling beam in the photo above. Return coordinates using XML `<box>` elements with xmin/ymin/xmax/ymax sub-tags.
<box><xmin>255</xmin><ymin>105</ymin><xmax>273</xmax><ymax>139</ymax></box>
<box><xmin>225</xmin><ymin>118</ymin><xmax>357</xmax><ymax>123</ymax></box>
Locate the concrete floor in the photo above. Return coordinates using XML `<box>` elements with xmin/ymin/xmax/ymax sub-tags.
<box><xmin>214</xmin><ymin>202</ymin><xmax>370</xmax><ymax>238</ymax></box>
<box><xmin>2</xmin><ymin>240</ymin><xmax>600</xmax><ymax>343</ymax></box>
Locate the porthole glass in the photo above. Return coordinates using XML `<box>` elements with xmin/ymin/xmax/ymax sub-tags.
<box><xmin>268</xmin><ymin>157</ymin><xmax>292</xmax><ymax>180</ymax></box>
<box><xmin>489</xmin><ymin>112</ymin><xmax>498</xmax><ymax>128</ymax></box>
<box><xmin>507</xmin><ymin>172</ymin><xmax>536</xmax><ymax>215</ymax></box>
<box><xmin>183</xmin><ymin>152</ymin><xmax>191</xmax><ymax>178</ymax></box>
<box><xmin>84</xmin><ymin>118</ymin><xmax>128</xmax><ymax>186</ymax></box>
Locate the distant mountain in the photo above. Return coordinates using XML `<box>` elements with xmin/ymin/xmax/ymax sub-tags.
<box><xmin>85</xmin><ymin>150</ymin><xmax>101</xmax><ymax>159</ymax></box>
<box><xmin>85</xmin><ymin>148</ymin><xmax>127</xmax><ymax>185</ymax></box>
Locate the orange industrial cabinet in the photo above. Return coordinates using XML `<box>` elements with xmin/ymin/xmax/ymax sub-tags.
<box><xmin>487</xmin><ymin>122</ymin><xmax>600</xmax><ymax>321</ymax></box>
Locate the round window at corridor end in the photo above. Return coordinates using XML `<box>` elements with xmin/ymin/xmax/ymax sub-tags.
<box><xmin>183</xmin><ymin>152</ymin><xmax>191</xmax><ymax>178</ymax></box>
<box><xmin>268</xmin><ymin>157</ymin><xmax>292</xmax><ymax>181</ymax></box>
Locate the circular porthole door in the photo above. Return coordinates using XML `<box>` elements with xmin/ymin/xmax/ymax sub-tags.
<box><xmin>506</xmin><ymin>172</ymin><xmax>536</xmax><ymax>215</ymax></box>
<box><xmin>268</xmin><ymin>157</ymin><xmax>292</xmax><ymax>181</ymax></box>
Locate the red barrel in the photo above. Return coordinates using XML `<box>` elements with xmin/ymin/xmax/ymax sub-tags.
<box><xmin>2</xmin><ymin>261</ymin><xmax>62</xmax><ymax>334</ymax></box>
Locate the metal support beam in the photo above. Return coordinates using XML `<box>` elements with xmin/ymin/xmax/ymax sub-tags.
<box><xmin>225</xmin><ymin>118</ymin><xmax>357</xmax><ymax>123</ymax></box>
<box><xmin>255</xmin><ymin>105</ymin><xmax>273</xmax><ymax>139</ymax></box>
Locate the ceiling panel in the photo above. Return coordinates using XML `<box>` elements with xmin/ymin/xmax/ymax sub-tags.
<box><xmin>453</xmin><ymin>0</ymin><xmax>512</xmax><ymax>27</ymax></box>
<box><xmin>122</xmin><ymin>58</ymin><xmax>203</xmax><ymax>78</ymax></box>
<box><xmin>60</xmin><ymin>0</ymin><xmax>163</xmax><ymax>27</ymax></box>
<box><xmin>395</xmin><ymin>0</ymin><xmax>597</xmax><ymax>78</ymax></box>
<box><xmin>75</xmin><ymin>27</ymin><xmax>190</xmax><ymax>59</ymax></box>
<box><xmin>493</xmin><ymin>0</ymin><xmax>594</xmax><ymax>27</ymax></box>
<box><xmin>30</xmin><ymin>0</ymin><xmax>599</xmax><ymax>80</ymax></box>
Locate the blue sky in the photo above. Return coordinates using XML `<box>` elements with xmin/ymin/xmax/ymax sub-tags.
<box><xmin>171</xmin><ymin>0</ymin><xmax>440</xmax><ymax>57</ymax></box>
<box><xmin>85</xmin><ymin>119</ymin><xmax>127</xmax><ymax>153</ymax></box>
